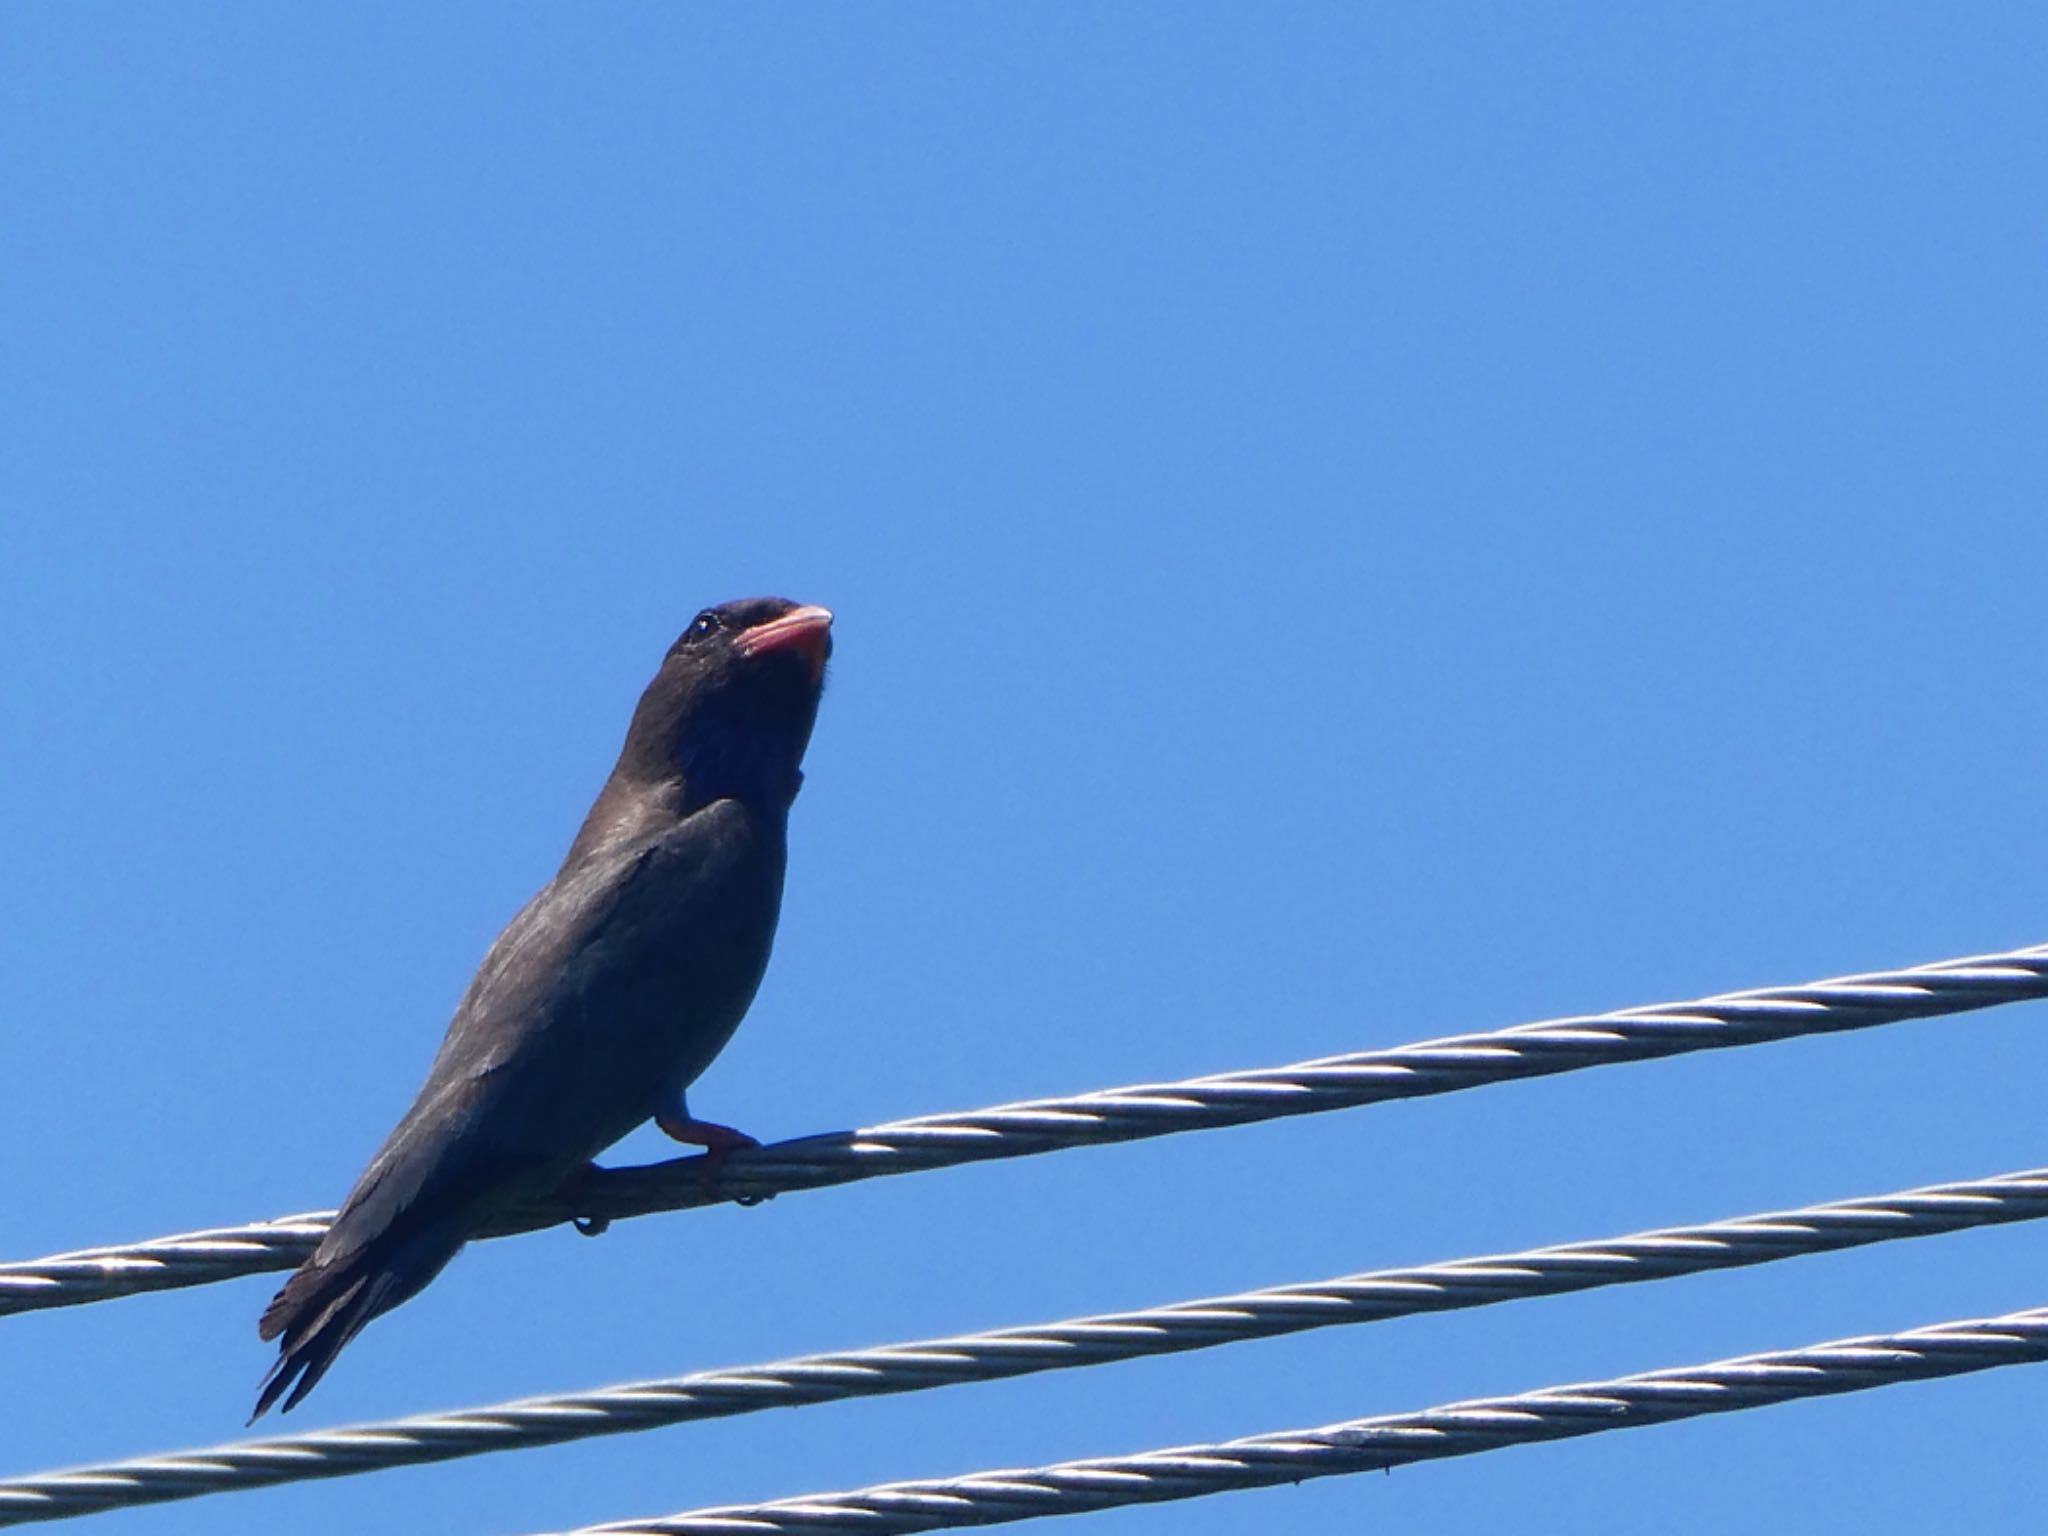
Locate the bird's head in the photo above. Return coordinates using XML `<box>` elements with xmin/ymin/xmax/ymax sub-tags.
<box><xmin>619</xmin><ymin>597</ymin><xmax>833</xmax><ymax>812</ymax></box>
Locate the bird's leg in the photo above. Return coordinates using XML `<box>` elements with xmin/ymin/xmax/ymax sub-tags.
<box><xmin>656</xmin><ymin>1091</ymin><xmax>760</xmax><ymax>1154</ymax></box>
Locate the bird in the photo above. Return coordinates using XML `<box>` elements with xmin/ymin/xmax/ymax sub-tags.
<box><xmin>253</xmin><ymin>597</ymin><xmax>833</xmax><ymax>1419</ymax></box>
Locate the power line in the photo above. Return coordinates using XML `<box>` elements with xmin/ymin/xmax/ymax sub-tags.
<box><xmin>537</xmin><ymin>1304</ymin><xmax>2048</xmax><ymax>1536</ymax></box>
<box><xmin>4</xmin><ymin>940</ymin><xmax>2043</xmax><ymax>1318</ymax></box>
<box><xmin>0</xmin><ymin>1215</ymin><xmax>328</xmax><ymax>1317</ymax></box>
<box><xmin>5</xmin><ymin>1164</ymin><xmax>2045</xmax><ymax>1524</ymax></box>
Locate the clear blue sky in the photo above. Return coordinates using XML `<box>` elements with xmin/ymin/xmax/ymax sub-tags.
<box><xmin>5</xmin><ymin>6</ymin><xmax>2046</xmax><ymax>1533</ymax></box>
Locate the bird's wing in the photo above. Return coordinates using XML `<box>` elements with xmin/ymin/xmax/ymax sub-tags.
<box><xmin>256</xmin><ymin>797</ymin><xmax>768</xmax><ymax>1414</ymax></box>
<box><xmin>321</xmin><ymin>795</ymin><xmax>765</xmax><ymax>1255</ymax></box>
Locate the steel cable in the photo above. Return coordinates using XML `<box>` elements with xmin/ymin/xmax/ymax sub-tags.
<box><xmin>4</xmin><ymin>1165</ymin><xmax>2045</xmax><ymax>1524</ymax></box>
<box><xmin>543</xmin><ymin>1304</ymin><xmax>2048</xmax><ymax>1535</ymax></box>
<box><xmin>4</xmin><ymin>939</ymin><xmax>2043</xmax><ymax>1319</ymax></box>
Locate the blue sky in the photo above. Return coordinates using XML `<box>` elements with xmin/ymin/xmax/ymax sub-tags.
<box><xmin>4</xmin><ymin>5</ymin><xmax>2046</xmax><ymax>1533</ymax></box>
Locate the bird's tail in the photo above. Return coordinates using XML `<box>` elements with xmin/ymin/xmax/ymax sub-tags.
<box><xmin>252</xmin><ymin>1229</ymin><xmax>461</xmax><ymax>1420</ymax></box>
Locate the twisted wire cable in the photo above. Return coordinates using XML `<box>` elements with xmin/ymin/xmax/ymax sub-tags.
<box><xmin>5</xmin><ymin>939</ymin><xmax>2044</xmax><ymax>1317</ymax></box>
<box><xmin>545</xmin><ymin>1304</ymin><xmax>2048</xmax><ymax>1536</ymax></box>
<box><xmin>5</xmin><ymin>1166</ymin><xmax>2046</xmax><ymax>1524</ymax></box>
<box><xmin>0</xmin><ymin>1216</ymin><xmax>329</xmax><ymax>1317</ymax></box>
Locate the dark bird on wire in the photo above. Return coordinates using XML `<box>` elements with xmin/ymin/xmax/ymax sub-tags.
<box><xmin>254</xmin><ymin>598</ymin><xmax>833</xmax><ymax>1419</ymax></box>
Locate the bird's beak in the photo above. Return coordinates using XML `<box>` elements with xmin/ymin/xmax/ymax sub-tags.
<box><xmin>734</xmin><ymin>605</ymin><xmax>834</xmax><ymax>678</ymax></box>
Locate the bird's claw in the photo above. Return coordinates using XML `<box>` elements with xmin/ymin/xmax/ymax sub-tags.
<box><xmin>558</xmin><ymin>1161</ymin><xmax>613</xmax><ymax>1236</ymax></box>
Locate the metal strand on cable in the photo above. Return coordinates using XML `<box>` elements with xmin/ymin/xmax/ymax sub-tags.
<box><xmin>5</xmin><ymin>1166</ymin><xmax>2046</xmax><ymax>1525</ymax></box>
<box><xmin>6</xmin><ymin>941</ymin><xmax>2044</xmax><ymax>1318</ymax></box>
<box><xmin>537</xmin><ymin>1305</ymin><xmax>2048</xmax><ymax>1536</ymax></box>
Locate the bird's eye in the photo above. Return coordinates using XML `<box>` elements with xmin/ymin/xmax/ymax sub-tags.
<box><xmin>687</xmin><ymin>610</ymin><xmax>722</xmax><ymax>642</ymax></box>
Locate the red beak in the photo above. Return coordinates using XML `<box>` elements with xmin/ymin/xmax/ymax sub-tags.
<box><xmin>733</xmin><ymin>604</ymin><xmax>834</xmax><ymax>676</ymax></box>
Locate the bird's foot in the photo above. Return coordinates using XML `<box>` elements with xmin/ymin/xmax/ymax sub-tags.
<box><xmin>657</xmin><ymin>1114</ymin><xmax>771</xmax><ymax>1205</ymax></box>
